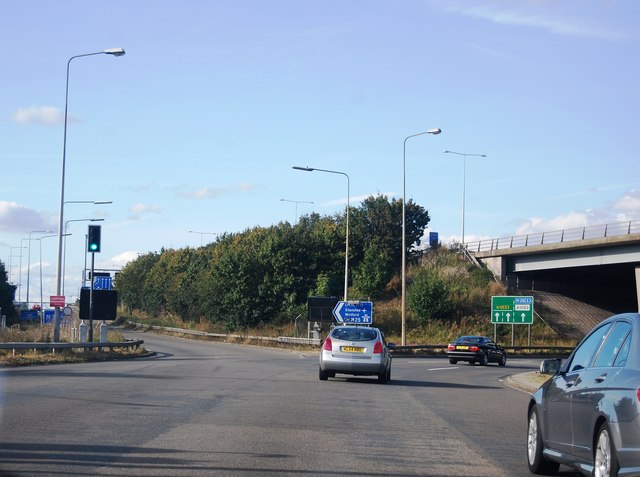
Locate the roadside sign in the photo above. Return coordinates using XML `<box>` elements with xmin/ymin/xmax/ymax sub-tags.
<box><xmin>93</xmin><ymin>276</ymin><xmax>113</xmax><ymax>290</ymax></box>
<box><xmin>491</xmin><ymin>296</ymin><xmax>534</xmax><ymax>324</ymax></box>
<box><xmin>332</xmin><ymin>301</ymin><xmax>373</xmax><ymax>324</ymax></box>
<box><xmin>20</xmin><ymin>310</ymin><xmax>39</xmax><ymax>321</ymax></box>
<box><xmin>50</xmin><ymin>295</ymin><xmax>65</xmax><ymax>307</ymax></box>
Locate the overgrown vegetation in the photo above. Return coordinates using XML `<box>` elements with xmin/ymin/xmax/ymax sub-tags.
<box><xmin>2</xmin><ymin>195</ymin><xmax>569</xmax><ymax>356</ymax></box>
<box><xmin>0</xmin><ymin>322</ymin><xmax>144</xmax><ymax>366</ymax></box>
<box><xmin>115</xmin><ymin>195</ymin><xmax>431</xmax><ymax>333</ymax></box>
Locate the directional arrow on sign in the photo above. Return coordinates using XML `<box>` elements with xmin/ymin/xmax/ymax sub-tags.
<box><xmin>333</xmin><ymin>301</ymin><xmax>346</xmax><ymax>323</ymax></box>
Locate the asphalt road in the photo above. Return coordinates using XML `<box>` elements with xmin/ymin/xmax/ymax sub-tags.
<box><xmin>0</xmin><ymin>331</ymin><xmax>580</xmax><ymax>477</ymax></box>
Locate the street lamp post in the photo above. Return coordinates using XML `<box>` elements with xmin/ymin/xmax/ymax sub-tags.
<box><xmin>54</xmin><ymin>47</ymin><xmax>125</xmax><ymax>342</ymax></box>
<box><xmin>293</xmin><ymin>166</ymin><xmax>350</xmax><ymax>300</ymax></box>
<box><xmin>280</xmin><ymin>198</ymin><xmax>314</xmax><ymax>225</ymax></box>
<box><xmin>443</xmin><ymin>150</ymin><xmax>486</xmax><ymax>247</ymax></box>
<box><xmin>9</xmin><ymin>246</ymin><xmax>26</xmax><ymax>286</ymax></box>
<box><xmin>402</xmin><ymin>128</ymin><xmax>441</xmax><ymax>346</ymax></box>
<box><xmin>38</xmin><ymin>234</ymin><xmax>66</xmax><ymax>323</ymax></box>
<box><xmin>188</xmin><ymin>231</ymin><xmax>219</xmax><ymax>247</ymax></box>
<box><xmin>26</xmin><ymin>230</ymin><xmax>52</xmax><ymax>308</ymax></box>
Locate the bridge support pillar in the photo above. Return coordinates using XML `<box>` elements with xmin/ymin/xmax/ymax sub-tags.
<box><xmin>481</xmin><ymin>256</ymin><xmax>506</xmax><ymax>280</ymax></box>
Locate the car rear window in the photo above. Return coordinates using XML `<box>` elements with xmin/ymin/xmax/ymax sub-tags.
<box><xmin>332</xmin><ymin>328</ymin><xmax>378</xmax><ymax>341</ymax></box>
<box><xmin>458</xmin><ymin>336</ymin><xmax>481</xmax><ymax>344</ymax></box>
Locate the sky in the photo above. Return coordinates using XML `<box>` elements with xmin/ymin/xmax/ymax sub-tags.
<box><xmin>1</xmin><ymin>0</ymin><xmax>639</xmax><ymax>305</ymax></box>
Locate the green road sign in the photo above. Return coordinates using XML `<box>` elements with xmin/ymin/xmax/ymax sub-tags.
<box><xmin>491</xmin><ymin>296</ymin><xmax>534</xmax><ymax>324</ymax></box>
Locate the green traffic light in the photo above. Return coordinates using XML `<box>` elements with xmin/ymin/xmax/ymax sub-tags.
<box><xmin>90</xmin><ymin>244</ymin><xmax>98</xmax><ymax>251</ymax></box>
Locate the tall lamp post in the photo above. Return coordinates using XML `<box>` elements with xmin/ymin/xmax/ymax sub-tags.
<box><xmin>443</xmin><ymin>150</ymin><xmax>486</xmax><ymax>247</ymax></box>
<box><xmin>38</xmin><ymin>234</ymin><xmax>68</xmax><ymax>323</ymax></box>
<box><xmin>293</xmin><ymin>166</ymin><xmax>350</xmax><ymax>300</ymax></box>
<box><xmin>280</xmin><ymin>198</ymin><xmax>314</xmax><ymax>225</ymax></box>
<box><xmin>188</xmin><ymin>231</ymin><xmax>219</xmax><ymax>247</ymax></box>
<box><xmin>26</xmin><ymin>230</ymin><xmax>52</xmax><ymax>308</ymax></box>
<box><xmin>54</xmin><ymin>47</ymin><xmax>125</xmax><ymax>342</ymax></box>
<box><xmin>9</xmin><ymin>246</ymin><xmax>26</xmax><ymax>285</ymax></box>
<box><xmin>402</xmin><ymin>128</ymin><xmax>441</xmax><ymax>346</ymax></box>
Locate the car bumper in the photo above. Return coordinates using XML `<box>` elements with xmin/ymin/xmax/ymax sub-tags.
<box><xmin>320</xmin><ymin>352</ymin><xmax>388</xmax><ymax>375</ymax></box>
<box><xmin>447</xmin><ymin>351</ymin><xmax>483</xmax><ymax>361</ymax></box>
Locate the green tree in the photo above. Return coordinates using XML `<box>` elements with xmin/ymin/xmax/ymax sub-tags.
<box><xmin>407</xmin><ymin>267</ymin><xmax>454</xmax><ymax>324</ymax></box>
<box><xmin>352</xmin><ymin>242</ymin><xmax>394</xmax><ymax>298</ymax></box>
<box><xmin>0</xmin><ymin>261</ymin><xmax>18</xmax><ymax>325</ymax></box>
<box><xmin>115</xmin><ymin>251</ymin><xmax>160</xmax><ymax>311</ymax></box>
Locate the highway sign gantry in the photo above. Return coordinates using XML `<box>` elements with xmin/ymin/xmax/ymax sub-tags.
<box><xmin>491</xmin><ymin>296</ymin><xmax>534</xmax><ymax>324</ymax></box>
<box><xmin>332</xmin><ymin>301</ymin><xmax>373</xmax><ymax>324</ymax></box>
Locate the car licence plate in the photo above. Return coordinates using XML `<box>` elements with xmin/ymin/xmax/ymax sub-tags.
<box><xmin>341</xmin><ymin>346</ymin><xmax>365</xmax><ymax>353</ymax></box>
<box><xmin>456</xmin><ymin>345</ymin><xmax>469</xmax><ymax>350</ymax></box>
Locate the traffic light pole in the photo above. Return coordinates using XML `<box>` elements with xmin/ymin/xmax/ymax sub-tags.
<box><xmin>88</xmin><ymin>252</ymin><xmax>95</xmax><ymax>342</ymax></box>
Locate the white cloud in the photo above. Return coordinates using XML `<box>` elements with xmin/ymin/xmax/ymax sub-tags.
<box><xmin>0</xmin><ymin>201</ymin><xmax>56</xmax><ymax>233</ymax></box>
<box><xmin>10</xmin><ymin>105</ymin><xmax>68</xmax><ymax>126</ymax></box>
<box><xmin>514</xmin><ymin>189</ymin><xmax>640</xmax><ymax>237</ymax></box>
<box><xmin>174</xmin><ymin>183</ymin><xmax>262</xmax><ymax>199</ymax></box>
<box><xmin>130</xmin><ymin>203</ymin><xmax>163</xmax><ymax>214</ymax></box>
<box><xmin>614</xmin><ymin>191</ymin><xmax>640</xmax><ymax>213</ymax></box>
<box><xmin>515</xmin><ymin>212</ymin><xmax>590</xmax><ymax>236</ymax></box>
<box><xmin>440</xmin><ymin>1</ymin><xmax>627</xmax><ymax>40</ymax></box>
<box><xmin>110</xmin><ymin>251</ymin><xmax>140</xmax><ymax>268</ymax></box>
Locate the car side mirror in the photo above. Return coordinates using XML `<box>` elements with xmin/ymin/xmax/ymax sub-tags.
<box><xmin>539</xmin><ymin>358</ymin><xmax>563</xmax><ymax>375</ymax></box>
<box><xmin>387</xmin><ymin>342</ymin><xmax>397</xmax><ymax>350</ymax></box>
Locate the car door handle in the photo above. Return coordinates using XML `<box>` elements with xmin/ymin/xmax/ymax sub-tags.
<box><xmin>595</xmin><ymin>374</ymin><xmax>607</xmax><ymax>383</ymax></box>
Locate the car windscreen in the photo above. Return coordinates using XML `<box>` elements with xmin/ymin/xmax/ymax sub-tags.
<box><xmin>332</xmin><ymin>328</ymin><xmax>378</xmax><ymax>341</ymax></box>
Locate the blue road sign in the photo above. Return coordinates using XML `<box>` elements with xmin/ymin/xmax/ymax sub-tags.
<box><xmin>332</xmin><ymin>301</ymin><xmax>373</xmax><ymax>324</ymax></box>
<box><xmin>93</xmin><ymin>276</ymin><xmax>113</xmax><ymax>290</ymax></box>
<box><xmin>20</xmin><ymin>310</ymin><xmax>39</xmax><ymax>321</ymax></box>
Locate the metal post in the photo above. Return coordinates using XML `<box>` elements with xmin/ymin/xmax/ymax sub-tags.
<box><xmin>89</xmin><ymin>252</ymin><xmax>95</xmax><ymax>342</ymax></box>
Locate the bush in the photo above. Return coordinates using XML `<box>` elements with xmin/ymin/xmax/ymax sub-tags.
<box><xmin>407</xmin><ymin>268</ymin><xmax>454</xmax><ymax>324</ymax></box>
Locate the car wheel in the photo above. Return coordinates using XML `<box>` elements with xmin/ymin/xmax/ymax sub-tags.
<box><xmin>378</xmin><ymin>368</ymin><xmax>388</xmax><ymax>384</ymax></box>
<box><xmin>594</xmin><ymin>422</ymin><xmax>619</xmax><ymax>477</ymax></box>
<box><xmin>499</xmin><ymin>353</ymin><xmax>507</xmax><ymax>367</ymax></box>
<box><xmin>386</xmin><ymin>366</ymin><xmax>391</xmax><ymax>383</ymax></box>
<box><xmin>449</xmin><ymin>358</ymin><xmax>458</xmax><ymax>365</ymax></box>
<box><xmin>527</xmin><ymin>407</ymin><xmax>559</xmax><ymax>475</ymax></box>
<box><xmin>319</xmin><ymin>366</ymin><xmax>329</xmax><ymax>381</ymax></box>
<box><xmin>480</xmin><ymin>352</ymin><xmax>489</xmax><ymax>366</ymax></box>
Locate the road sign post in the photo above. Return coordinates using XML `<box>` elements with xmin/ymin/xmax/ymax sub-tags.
<box><xmin>491</xmin><ymin>296</ymin><xmax>534</xmax><ymax>346</ymax></box>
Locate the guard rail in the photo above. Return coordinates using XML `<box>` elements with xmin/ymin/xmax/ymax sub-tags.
<box><xmin>0</xmin><ymin>339</ymin><xmax>144</xmax><ymax>355</ymax></box>
<box><xmin>393</xmin><ymin>344</ymin><xmax>574</xmax><ymax>356</ymax></box>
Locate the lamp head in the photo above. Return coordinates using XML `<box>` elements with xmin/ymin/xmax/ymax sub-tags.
<box><xmin>104</xmin><ymin>48</ymin><xmax>126</xmax><ymax>57</ymax></box>
<box><xmin>292</xmin><ymin>166</ymin><xmax>314</xmax><ymax>172</ymax></box>
<box><xmin>427</xmin><ymin>128</ymin><xmax>442</xmax><ymax>135</ymax></box>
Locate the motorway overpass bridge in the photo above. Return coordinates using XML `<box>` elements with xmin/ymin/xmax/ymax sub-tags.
<box><xmin>466</xmin><ymin>221</ymin><xmax>640</xmax><ymax>315</ymax></box>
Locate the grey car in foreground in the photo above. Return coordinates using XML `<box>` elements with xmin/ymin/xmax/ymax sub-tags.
<box><xmin>319</xmin><ymin>325</ymin><xmax>394</xmax><ymax>383</ymax></box>
<box><xmin>527</xmin><ymin>312</ymin><xmax>640</xmax><ymax>477</ymax></box>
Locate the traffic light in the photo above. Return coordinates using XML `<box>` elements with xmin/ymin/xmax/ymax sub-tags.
<box><xmin>87</xmin><ymin>225</ymin><xmax>101</xmax><ymax>253</ymax></box>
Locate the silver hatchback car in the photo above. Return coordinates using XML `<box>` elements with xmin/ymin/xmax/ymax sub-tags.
<box><xmin>319</xmin><ymin>326</ymin><xmax>395</xmax><ymax>383</ymax></box>
<box><xmin>527</xmin><ymin>313</ymin><xmax>640</xmax><ymax>477</ymax></box>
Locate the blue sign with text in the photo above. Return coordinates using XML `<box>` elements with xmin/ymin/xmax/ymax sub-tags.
<box><xmin>332</xmin><ymin>301</ymin><xmax>373</xmax><ymax>324</ymax></box>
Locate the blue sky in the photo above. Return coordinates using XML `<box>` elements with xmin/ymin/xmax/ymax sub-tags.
<box><xmin>1</xmin><ymin>0</ymin><xmax>639</xmax><ymax>304</ymax></box>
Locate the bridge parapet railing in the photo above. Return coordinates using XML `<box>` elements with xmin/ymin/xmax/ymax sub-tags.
<box><xmin>465</xmin><ymin>220</ymin><xmax>640</xmax><ymax>253</ymax></box>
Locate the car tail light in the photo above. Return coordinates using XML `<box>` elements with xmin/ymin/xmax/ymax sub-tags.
<box><xmin>637</xmin><ymin>388</ymin><xmax>640</xmax><ymax>402</ymax></box>
<box><xmin>373</xmin><ymin>341</ymin><xmax>383</xmax><ymax>354</ymax></box>
<box><xmin>447</xmin><ymin>344</ymin><xmax>455</xmax><ymax>351</ymax></box>
<box><xmin>469</xmin><ymin>346</ymin><xmax>479</xmax><ymax>352</ymax></box>
<box><xmin>322</xmin><ymin>337</ymin><xmax>332</xmax><ymax>351</ymax></box>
